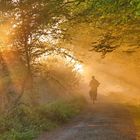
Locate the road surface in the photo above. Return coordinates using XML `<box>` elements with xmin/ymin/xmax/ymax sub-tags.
<box><xmin>36</xmin><ymin>102</ymin><xmax>136</xmax><ymax>140</ymax></box>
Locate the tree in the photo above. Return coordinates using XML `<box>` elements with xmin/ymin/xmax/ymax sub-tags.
<box><xmin>0</xmin><ymin>0</ymin><xmax>84</xmax><ymax>107</ymax></box>
<box><xmin>0</xmin><ymin>49</ymin><xmax>18</xmax><ymax>113</ymax></box>
<box><xmin>63</xmin><ymin>0</ymin><xmax>140</xmax><ymax>56</ymax></box>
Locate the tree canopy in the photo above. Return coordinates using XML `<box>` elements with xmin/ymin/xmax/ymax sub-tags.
<box><xmin>0</xmin><ymin>0</ymin><xmax>139</xmax><ymax>108</ymax></box>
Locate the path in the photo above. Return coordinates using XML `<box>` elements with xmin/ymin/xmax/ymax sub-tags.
<box><xmin>36</xmin><ymin>102</ymin><xmax>136</xmax><ymax>140</ymax></box>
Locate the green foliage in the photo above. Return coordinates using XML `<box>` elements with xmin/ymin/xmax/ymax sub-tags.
<box><xmin>38</xmin><ymin>96</ymin><xmax>86</xmax><ymax>123</ymax></box>
<box><xmin>0</xmin><ymin>96</ymin><xmax>87</xmax><ymax>140</ymax></box>
<box><xmin>70</xmin><ymin>0</ymin><xmax>140</xmax><ymax>25</ymax></box>
<box><xmin>0</xmin><ymin>129</ymin><xmax>37</xmax><ymax>140</ymax></box>
<box><xmin>131</xmin><ymin>0</ymin><xmax>140</xmax><ymax>16</ymax></box>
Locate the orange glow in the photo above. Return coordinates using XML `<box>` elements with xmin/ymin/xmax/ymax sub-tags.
<box><xmin>35</xmin><ymin>48</ymin><xmax>84</xmax><ymax>74</ymax></box>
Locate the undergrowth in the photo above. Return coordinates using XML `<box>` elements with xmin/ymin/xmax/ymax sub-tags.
<box><xmin>0</xmin><ymin>95</ymin><xmax>87</xmax><ymax>140</ymax></box>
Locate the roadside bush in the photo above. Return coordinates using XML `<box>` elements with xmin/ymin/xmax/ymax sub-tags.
<box><xmin>38</xmin><ymin>95</ymin><xmax>87</xmax><ymax>123</ymax></box>
<box><xmin>0</xmin><ymin>95</ymin><xmax>87</xmax><ymax>140</ymax></box>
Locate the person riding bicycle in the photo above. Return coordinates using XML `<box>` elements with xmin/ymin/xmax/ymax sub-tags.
<box><xmin>89</xmin><ymin>76</ymin><xmax>100</xmax><ymax>104</ymax></box>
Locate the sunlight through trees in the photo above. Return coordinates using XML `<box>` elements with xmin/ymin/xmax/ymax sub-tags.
<box><xmin>0</xmin><ymin>0</ymin><xmax>139</xmax><ymax>139</ymax></box>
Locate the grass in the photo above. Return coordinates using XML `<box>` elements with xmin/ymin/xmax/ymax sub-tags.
<box><xmin>0</xmin><ymin>95</ymin><xmax>87</xmax><ymax>140</ymax></box>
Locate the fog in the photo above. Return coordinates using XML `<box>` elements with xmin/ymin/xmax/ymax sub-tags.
<box><xmin>66</xmin><ymin>25</ymin><xmax>140</xmax><ymax>105</ymax></box>
<box><xmin>78</xmin><ymin>50</ymin><xmax>140</xmax><ymax>105</ymax></box>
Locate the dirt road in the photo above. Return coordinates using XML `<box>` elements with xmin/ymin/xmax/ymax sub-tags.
<box><xmin>36</xmin><ymin>103</ymin><xmax>136</xmax><ymax>140</ymax></box>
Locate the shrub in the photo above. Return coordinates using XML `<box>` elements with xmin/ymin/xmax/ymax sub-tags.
<box><xmin>0</xmin><ymin>95</ymin><xmax>87</xmax><ymax>140</ymax></box>
<box><xmin>38</xmin><ymin>96</ymin><xmax>87</xmax><ymax>123</ymax></box>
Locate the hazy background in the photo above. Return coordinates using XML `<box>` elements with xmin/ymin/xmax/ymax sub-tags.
<box><xmin>62</xmin><ymin>24</ymin><xmax>140</xmax><ymax>104</ymax></box>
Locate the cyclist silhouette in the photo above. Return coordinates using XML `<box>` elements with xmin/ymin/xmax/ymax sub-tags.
<box><xmin>89</xmin><ymin>76</ymin><xmax>100</xmax><ymax>104</ymax></box>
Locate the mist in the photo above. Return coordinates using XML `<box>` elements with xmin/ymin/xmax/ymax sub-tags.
<box><xmin>64</xmin><ymin>24</ymin><xmax>140</xmax><ymax>105</ymax></box>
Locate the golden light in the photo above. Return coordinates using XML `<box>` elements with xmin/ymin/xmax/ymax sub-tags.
<box><xmin>35</xmin><ymin>48</ymin><xmax>84</xmax><ymax>75</ymax></box>
<box><xmin>73</xmin><ymin>63</ymin><xmax>84</xmax><ymax>74</ymax></box>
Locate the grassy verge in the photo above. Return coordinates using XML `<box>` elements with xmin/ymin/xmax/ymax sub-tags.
<box><xmin>127</xmin><ymin>105</ymin><xmax>140</xmax><ymax>140</ymax></box>
<box><xmin>0</xmin><ymin>95</ymin><xmax>87</xmax><ymax>140</ymax></box>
